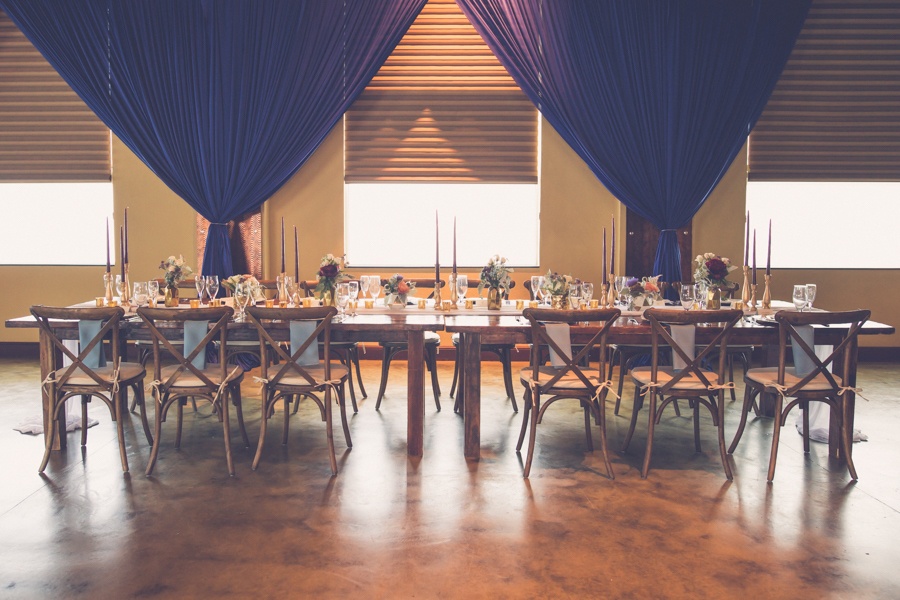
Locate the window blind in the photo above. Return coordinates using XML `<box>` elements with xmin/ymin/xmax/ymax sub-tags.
<box><xmin>0</xmin><ymin>11</ymin><xmax>110</xmax><ymax>182</ymax></box>
<box><xmin>749</xmin><ymin>0</ymin><xmax>900</xmax><ymax>181</ymax></box>
<box><xmin>344</xmin><ymin>0</ymin><xmax>537</xmax><ymax>183</ymax></box>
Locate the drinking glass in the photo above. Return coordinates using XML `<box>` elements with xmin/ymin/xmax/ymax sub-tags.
<box><xmin>195</xmin><ymin>277</ymin><xmax>207</xmax><ymax>305</ymax></box>
<box><xmin>581</xmin><ymin>282</ymin><xmax>593</xmax><ymax>305</ymax></box>
<box><xmin>694</xmin><ymin>282</ymin><xmax>707</xmax><ymax>310</ymax></box>
<box><xmin>147</xmin><ymin>279</ymin><xmax>160</xmax><ymax>301</ymax></box>
<box><xmin>456</xmin><ymin>274</ymin><xmax>468</xmax><ymax>304</ymax></box>
<box><xmin>205</xmin><ymin>276</ymin><xmax>219</xmax><ymax>301</ymax></box>
<box><xmin>568</xmin><ymin>286</ymin><xmax>582</xmax><ymax>310</ymax></box>
<box><xmin>359</xmin><ymin>276</ymin><xmax>370</xmax><ymax>300</ymax></box>
<box><xmin>115</xmin><ymin>275</ymin><xmax>125</xmax><ymax>298</ymax></box>
<box><xmin>233</xmin><ymin>282</ymin><xmax>250</xmax><ymax>321</ymax></box>
<box><xmin>680</xmin><ymin>285</ymin><xmax>694</xmax><ymax>311</ymax></box>
<box><xmin>369</xmin><ymin>275</ymin><xmax>382</xmax><ymax>301</ymax></box>
<box><xmin>348</xmin><ymin>280</ymin><xmax>359</xmax><ymax>315</ymax></box>
<box><xmin>806</xmin><ymin>284</ymin><xmax>817</xmax><ymax>310</ymax></box>
<box><xmin>249</xmin><ymin>279</ymin><xmax>262</xmax><ymax>306</ymax></box>
<box><xmin>792</xmin><ymin>285</ymin><xmax>808</xmax><ymax>312</ymax></box>
<box><xmin>615</xmin><ymin>276</ymin><xmax>629</xmax><ymax>306</ymax></box>
<box><xmin>133</xmin><ymin>282</ymin><xmax>149</xmax><ymax>307</ymax></box>
<box><xmin>336</xmin><ymin>282</ymin><xmax>351</xmax><ymax>321</ymax></box>
<box><xmin>530</xmin><ymin>276</ymin><xmax>542</xmax><ymax>303</ymax></box>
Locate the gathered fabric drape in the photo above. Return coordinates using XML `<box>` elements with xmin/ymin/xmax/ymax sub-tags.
<box><xmin>0</xmin><ymin>0</ymin><xmax>427</xmax><ymax>279</ymax></box>
<box><xmin>454</xmin><ymin>0</ymin><xmax>810</xmax><ymax>285</ymax></box>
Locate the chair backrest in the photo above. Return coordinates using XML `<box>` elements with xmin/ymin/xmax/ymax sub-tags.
<box><xmin>30</xmin><ymin>306</ymin><xmax>124</xmax><ymax>389</ymax></box>
<box><xmin>379</xmin><ymin>278</ymin><xmax>445</xmax><ymax>299</ymax></box>
<box><xmin>245</xmin><ymin>306</ymin><xmax>337</xmax><ymax>387</ymax></box>
<box><xmin>523</xmin><ymin>279</ymin><xmax>535</xmax><ymax>300</ymax></box>
<box><xmin>774</xmin><ymin>309</ymin><xmax>870</xmax><ymax>395</ymax></box>
<box><xmin>299</xmin><ymin>280</ymin><xmax>319</xmax><ymax>298</ymax></box>
<box><xmin>137</xmin><ymin>306</ymin><xmax>233</xmax><ymax>391</ymax></box>
<box><xmin>642</xmin><ymin>308</ymin><xmax>743</xmax><ymax>394</ymax></box>
<box><xmin>522</xmin><ymin>308</ymin><xmax>621</xmax><ymax>392</ymax></box>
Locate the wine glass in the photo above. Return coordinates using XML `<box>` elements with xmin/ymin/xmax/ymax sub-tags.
<box><xmin>680</xmin><ymin>285</ymin><xmax>695</xmax><ymax>311</ymax></box>
<box><xmin>456</xmin><ymin>274</ymin><xmax>468</xmax><ymax>305</ymax></box>
<box><xmin>530</xmin><ymin>276</ymin><xmax>542</xmax><ymax>303</ymax></box>
<box><xmin>348</xmin><ymin>280</ymin><xmax>359</xmax><ymax>315</ymax></box>
<box><xmin>792</xmin><ymin>285</ymin><xmax>808</xmax><ymax>312</ymax></box>
<box><xmin>195</xmin><ymin>277</ymin><xmax>207</xmax><ymax>305</ymax></box>
<box><xmin>694</xmin><ymin>282</ymin><xmax>708</xmax><ymax>310</ymax></box>
<box><xmin>133</xmin><ymin>282</ymin><xmax>149</xmax><ymax>307</ymax></box>
<box><xmin>568</xmin><ymin>284</ymin><xmax>582</xmax><ymax>310</ymax></box>
<box><xmin>249</xmin><ymin>279</ymin><xmax>262</xmax><ymax>306</ymax></box>
<box><xmin>359</xmin><ymin>276</ymin><xmax>370</xmax><ymax>301</ymax></box>
<box><xmin>115</xmin><ymin>275</ymin><xmax>125</xmax><ymax>299</ymax></box>
<box><xmin>615</xmin><ymin>276</ymin><xmax>629</xmax><ymax>306</ymax></box>
<box><xmin>369</xmin><ymin>275</ymin><xmax>381</xmax><ymax>301</ymax></box>
<box><xmin>233</xmin><ymin>282</ymin><xmax>250</xmax><ymax>321</ymax></box>
<box><xmin>147</xmin><ymin>279</ymin><xmax>160</xmax><ymax>302</ymax></box>
<box><xmin>581</xmin><ymin>282</ymin><xmax>593</xmax><ymax>305</ymax></box>
<box><xmin>806</xmin><ymin>284</ymin><xmax>817</xmax><ymax>310</ymax></box>
<box><xmin>336</xmin><ymin>282</ymin><xmax>351</xmax><ymax>321</ymax></box>
<box><xmin>205</xmin><ymin>276</ymin><xmax>219</xmax><ymax>301</ymax></box>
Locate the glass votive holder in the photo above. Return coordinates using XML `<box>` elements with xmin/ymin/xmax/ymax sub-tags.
<box><xmin>302</xmin><ymin>298</ymin><xmax>312</xmax><ymax>308</ymax></box>
<box><xmin>529</xmin><ymin>300</ymin><xmax>538</xmax><ymax>309</ymax></box>
<box><xmin>189</xmin><ymin>299</ymin><xmax>200</xmax><ymax>309</ymax></box>
<box><xmin>418</xmin><ymin>299</ymin><xmax>427</xmax><ymax>309</ymax></box>
<box><xmin>733</xmin><ymin>301</ymin><xmax>744</xmax><ymax>310</ymax></box>
<box><xmin>265</xmin><ymin>299</ymin><xmax>275</xmax><ymax>308</ymax></box>
<box><xmin>349</xmin><ymin>300</ymin><xmax>358</xmax><ymax>310</ymax></box>
<box><xmin>364</xmin><ymin>300</ymin><xmax>374</xmax><ymax>309</ymax></box>
<box><xmin>442</xmin><ymin>300</ymin><xmax>452</xmax><ymax>311</ymax></box>
<box><xmin>278</xmin><ymin>301</ymin><xmax>288</xmax><ymax>308</ymax></box>
<box><xmin>515</xmin><ymin>300</ymin><xmax>524</xmax><ymax>310</ymax></box>
<box><xmin>590</xmin><ymin>300</ymin><xmax>599</xmax><ymax>309</ymax></box>
<box><xmin>149</xmin><ymin>297</ymin><xmax>158</xmax><ymax>308</ymax></box>
<box><xmin>465</xmin><ymin>300</ymin><xmax>474</xmax><ymax>309</ymax></box>
<box><xmin>95</xmin><ymin>297</ymin><xmax>104</xmax><ymax>307</ymax></box>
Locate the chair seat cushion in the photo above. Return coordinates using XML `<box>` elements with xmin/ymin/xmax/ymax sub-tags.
<box><xmin>271</xmin><ymin>363</ymin><xmax>349</xmax><ymax>387</ymax></box>
<box><xmin>745</xmin><ymin>367</ymin><xmax>841</xmax><ymax>392</ymax></box>
<box><xmin>160</xmin><ymin>364</ymin><xmax>244</xmax><ymax>387</ymax></box>
<box><xmin>54</xmin><ymin>362</ymin><xmax>145</xmax><ymax>387</ymax></box>
<box><xmin>631</xmin><ymin>366</ymin><xmax>719</xmax><ymax>391</ymax></box>
<box><xmin>381</xmin><ymin>331</ymin><xmax>441</xmax><ymax>347</ymax></box>
<box><xmin>519</xmin><ymin>366</ymin><xmax>602</xmax><ymax>390</ymax></box>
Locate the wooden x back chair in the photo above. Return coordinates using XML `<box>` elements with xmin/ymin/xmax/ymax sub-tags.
<box><xmin>245</xmin><ymin>306</ymin><xmax>351</xmax><ymax>474</ymax></box>
<box><xmin>137</xmin><ymin>306</ymin><xmax>247</xmax><ymax>476</ymax></box>
<box><xmin>518</xmin><ymin>307</ymin><xmax>621</xmax><ymax>479</ymax></box>
<box><xmin>375</xmin><ymin>278</ymin><xmax>445</xmax><ymax>411</ymax></box>
<box><xmin>622</xmin><ymin>308</ymin><xmax>743</xmax><ymax>479</ymax></box>
<box><xmin>30</xmin><ymin>306</ymin><xmax>149</xmax><ymax>473</ymax></box>
<box><xmin>729</xmin><ymin>309</ymin><xmax>870</xmax><ymax>482</ymax></box>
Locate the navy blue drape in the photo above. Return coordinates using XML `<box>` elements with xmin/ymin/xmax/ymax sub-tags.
<box><xmin>0</xmin><ymin>0</ymin><xmax>427</xmax><ymax>279</ymax></box>
<box><xmin>454</xmin><ymin>0</ymin><xmax>810</xmax><ymax>285</ymax></box>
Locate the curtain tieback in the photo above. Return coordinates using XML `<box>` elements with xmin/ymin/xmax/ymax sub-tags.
<box><xmin>660</xmin><ymin>229</ymin><xmax>677</xmax><ymax>232</ymax></box>
<box><xmin>838</xmin><ymin>386</ymin><xmax>869</xmax><ymax>402</ymax></box>
<box><xmin>639</xmin><ymin>382</ymin><xmax>663</xmax><ymax>396</ymax></box>
<box><xmin>208</xmin><ymin>222</ymin><xmax>229</xmax><ymax>226</ymax></box>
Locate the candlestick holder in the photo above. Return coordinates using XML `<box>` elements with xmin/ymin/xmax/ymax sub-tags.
<box><xmin>598</xmin><ymin>283</ymin><xmax>608</xmax><ymax>308</ymax></box>
<box><xmin>750</xmin><ymin>284</ymin><xmax>758</xmax><ymax>311</ymax></box>
<box><xmin>103</xmin><ymin>273</ymin><xmax>114</xmax><ymax>305</ymax></box>
<box><xmin>741</xmin><ymin>266</ymin><xmax>750</xmax><ymax>306</ymax></box>
<box><xmin>448</xmin><ymin>273</ymin><xmax>458</xmax><ymax>306</ymax></box>
<box><xmin>121</xmin><ymin>264</ymin><xmax>131</xmax><ymax>303</ymax></box>
<box><xmin>433</xmin><ymin>280</ymin><xmax>443</xmax><ymax>310</ymax></box>
<box><xmin>762</xmin><ymin>274</ymin><xmax>772</xmax><ymax>309</ymax></box>
<box><xmin>607</xmin><ymin>274</ymin><xmax>616</xmax><ymax>307</ymax></box>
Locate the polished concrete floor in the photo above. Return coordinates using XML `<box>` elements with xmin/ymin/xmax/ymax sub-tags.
<box><xmin>1</xmin><ymin>354</ymin><xmax>899</xmax><ymax>599</ymax></box>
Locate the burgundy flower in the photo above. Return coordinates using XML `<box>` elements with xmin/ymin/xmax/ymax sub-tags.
<box><xmin>706</xmin><ymin>258</ymin><xmax>728</xmax><ymax>280</ymax></box>
<box><xmin>319</xmin><ymin>264</ymin><xmax>339</xmax><ymax>278</ymax></box>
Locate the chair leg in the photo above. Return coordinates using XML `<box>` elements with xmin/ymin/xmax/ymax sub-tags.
<box><xmin>342</xmin><ymin>350</ymin><xmax>358</xmax><ymax>410</ymax></box>
<box><xmin>233</xmin><ymin>385</ymin><xmax>250</xmax><ymax>449</ymax></box>
<box><xmin>190</xmin><ymin>397</ymin><xmax>198</xmax><ymax>412</ymax></box>
<box><xmin>338</xmin><ymin>383</ymin><xmax>353</xmax><ymax>448</ymax></box>
<box><xmin>174</xmin><ymin>400</ymin><xmax>183</xmax><ymax>449</ymax></box>
<box><xmin>728</xmin><ymin>384</ymin><xmax>755</xmax><ymax>454</ymax></box>
<box><xmin>501</xmin><ymin>349</ymin><xmax>517</xmax><ymax>404</ymax></box>
<box><xmin>802</xmin><ymin>401</ymin><xmax>810</xmax><ymax>453</ymax></box>
<box><xmin>716</xmin><ymin>393</ymin><xmax>733</xmax><ymax>480</ymax></box>
<box><xmin>427</xmin><ymin>346</ymin><xmax>442</xmax><ymax>403</ymax></box>
<box><xmin>39</xmin><ymin>399</ymin><xmax>56</xmax><ymax>473</ymax></box>
<box><xmin>325</xmin><ymin>388</ymin><xmax>338</xmax><ymax>475</ymax></box>
<box><xmin>129</xmin><ymin>388</ymin><xmax>138</xmax><ymax>414</ymax></box>
<box><xmin>222</xmin><ymin>389</ymin><xmax>235</xmax><ymax>476</ymax></box>
<box><xmin>597</xmin><ymin>398</ymin><xmax>614</xmax><ymax>480</ymax></box>
<box><xmin>282</xmin><ymin>394</ymin><xmax>291</xmax><ymax>445</ymax></box>
<box><xmin>614</xmin><ymin>351</ymin><xmax>627</xmax><ymax>415</ymax></box>
<box><xmin>516</xmin><ymin>386</ymin><xmax>531</xmax><ymax>452</ymax></box>
<box><xmin>146</xmin><ymin>395</ymin><xmax>164</xmax><ymax>476</ymax></box>
<box><xmin>292</xmin><ymin>393</ymin><xmax>300</xmax><ymax>415</ymax></box>
<box><xmin>672</xmin><ymin>399</ymin><xmax>682</xmax><ymax>418</ymax></box>
<box><xmin>252</xmin><ymin>391</ymin><xmax>269</xmax><ymax>470</ymax></box>
<box><xmin>766</xmin><ymin>393</ymin><xmax>785</xmax><ymax>482</ymax></box>
<box><xmin>81</xmin><ymin>395</ymin><xmax>89</xmax><ymax>447</ymax></box>
<box><xmin>728</xmin><ymin>356</ymin><xmax>737</xmax><ymax>402</ymax></box>
<box><xmin>523</xmin><ymin>391</ymin><xmax>540</xmax><ymax>478</ymax></box>
<box><xmin>622</xmin><ymin>383</ymin><xmax>643</xmax><ymax>453</ymax></box>
<box><xmin>583</xmin><ymin>403</ymin><xmax>594</xmax><ymax>452</ymax></box>
<box><xmin>351</xmin><ymin>347</ymin><xmax>367</xmax><ymax>401</ymax></box>
<box><xmin>136</xmin><ymin>383</ymin><xmax>153</xmax><ymax>446</ymax></box>
<box><xmin>841</xmin><ymin>396</ymin><xmax>858</xmax><ymax>481</ymax></box>
<box><xmin>693</xmin><ymin>399</ymin><xmax>701</xmax><ymax>453</ymax></box>
<box><xmin>450</xmin><ymin>350</ymin><xmax>460</xmax><ymax>399</ymax></box>
<box><xmin>375</xmin><ymin>347</ymin><xmax>392</xmax><ymax>410</ymax></box>
<box><xmin>115</xmin><ymin>389</ymin><xmax>129</xmax><ymax>473</ymax></box>
<box><xmin>640</xmin><ymin>393</ymin><xmax>658</xmax><ymax>479</ymax></box>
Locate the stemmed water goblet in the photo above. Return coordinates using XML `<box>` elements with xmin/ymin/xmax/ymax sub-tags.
<box><xmin>806</xmin><ymin>284</ymin><xmax>817</xmax><ymax>311</ymax></box>
<box><xmin>233</xmin><ymin>282</ymin><xmax>250</xmax><ymax>321</ymax></box>
<box><xmin>147</xmin><ymin>280</ymin><xmax>160</xmax><ymax>305</ymax></box>
<box><xmin>115</xmin><ymin>275</ymin><xmax>125</xmax><ymax>299</ymax></box>
<box><xmin>581</xmin><ymin>282</ymin><xmax>593</xmax><ymax>306</ymax></box>
<box><xmin>568</xmin><ymin>282</ymin><xmax>581</xmax><ymax>309</ymax></box>
<box><xmin>792</xmin><ymin>285</ymin><xmax>808</xmax><ymax>312</ymax></box>
<box><xmin>359</xmin><ymin>276</ymin><xmax>371</xmax><ymax>304</ymax></box>
<box><xmin>369</xmin><ymin>275</ymin><xmax>382</xmax><ymax>302</ymax></box>
<box><xmin>615</xmin><ymin>276</ymin><xmax>629</xmax><ymax>306</ymax></box>
<box><xmin>456</xmin><ymin>274</ymin><xmax>468</xmax><ymax>306</ymax></box>
<box><xmin>336</xmin><ymin>282</ymin><xmax>351</xmax><ymax>321</ymax></box>
<box><xmin>531</xmin><ymin>275</ymin><xmax>545</xmax><ymax>305</ymax></box>
<box><xmin>348</xmin><ymin>280</ymin><xmax>359</xmax><ymax>315</ymax></box>
<box><xmin>195</xmin><ymin>276</ymin><xmax>207</xmax><ymax>306</ymax></box>
<box><xmin>132</xmin><ymin>282</ymin><xmax>149</xmax><ymax>308</ymax></box>
<box><xmin>205</xmin><ymin>276</ymin><xmax>219</xmax><ymax>302</ymax></box>
<box><xmin>680</xmin><ymin>285</ymin><xmax>695</xmax><ymax>311</ymax></box>
<box><xmin>694</xmin><ymin>282</ymin><xmax>708</xmax><ymax>310</ymax></box>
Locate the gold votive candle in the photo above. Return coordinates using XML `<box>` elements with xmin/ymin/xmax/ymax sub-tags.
<box><xmin>302</xmin><ymin>298</ymin><xmax>312</xmax><ymax>308</ymax></box>
<box><xmin>515</xmin><ymin>300</ymin><xmax>524</xmax><ymax>310</ymax></box>
<box><xmin>108</xmin><ymin>299</ymin><xmax>118</xmax><ymax>307</ymax></box>
<box><xmin>590</xmin><ymin>300</ymin><xmax>599</xmax><ymax>309</ymax></box>
<box><xmin>442</xmin><ymin>300</ymin><xmax>452</xmax><ymax>311</ymax></box>
<box><xmin>418</xmin><ymin>299</ymin><xmax>427</xmax><ymax>309</ymax></box>
<box><xmin>465</xmin><ymin>300</ymin><xmax>474</xmax><ymax>309</ymax></box>
<box><xmin>95</xmin><ymin>297</ymin><xmax>104</xmax><ymax>307</ymax></box>
<box><xmin>278</xmin><ymin>301</ymin><xmax>288</xmax><ymax>308</ymax></box>
<box><xmin>733</xmin><ymin>301</ymin><xmax>743</xmax><ymax>310</ymax></box>
<box><xmin>265</xmin><ymin>299</ymin><xmax>274</xmax><ymax>308</ymax></box>
<box><xmin>189</xmin><ymin>299</ymin><xmax>200</xmax><ymax>309</ymax></box>
<box><xmin>364</xmin><ymin>300</ymin><xmax>374</xmax><ymax>309</ymax></box>
<box><xmin>529</xmin><ymin>301</ymin><xmax>538</xmax><ymax>309</ymax></box>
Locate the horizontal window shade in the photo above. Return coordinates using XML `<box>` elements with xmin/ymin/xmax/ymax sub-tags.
<box><xmin>345</xmin><ymin>0</ymin><xmax>537</xmax><ymax>183</ymax></box>
<box><xmin>749</xmin><ymin>0</ymin><xmax>900</xmax><ymax>181</ymax></box>
<box><xmin>0</xmin><ymin>11</ymin><xmax>110</xmax><ymax>182</ymax></box>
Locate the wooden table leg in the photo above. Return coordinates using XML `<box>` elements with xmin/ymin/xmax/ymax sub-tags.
<box><xmin>463</xmin><ymin>332</ymin><xmax>481</xmax><ymax>461</ymax></box>
<box><xmin>39</xmin><ymin>329</ymin><xmax>66</xmax><ymax>451</ymax></box>
<box><xmin>407</xmin><ymin>330</ymin><xmax>425</xmax><ymax>457</ymax></box>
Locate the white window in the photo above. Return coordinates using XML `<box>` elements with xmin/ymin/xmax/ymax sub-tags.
<box><xmin>746</xmin><ymin>181</ymin><xmax>900</xmax><ymax>269</ymax></box>
<box><xmin>0</xmin><ymin>182</ymin><xmax>114</xmax><ymax>265</ymax></box>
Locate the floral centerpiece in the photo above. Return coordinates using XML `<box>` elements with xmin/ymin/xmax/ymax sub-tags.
<box><xmin>383</xmin><ymin>274</ymin><xmax>416</xmax><ymax>308</ymax></box>
<box><xmin>477</xmin><ymin>255</ymin><xmax>514</xmax><ymax>310</ymax></box>
<box><xmin>541</xmin><ymin>271</ymin><xmax>573</xmax><ymax>309</ymax></box>
<box><xmin>693</xmin><ymin>253</ymin><xmax>738</xmax><ymax>309</ymax></box>
<box><xmin>314</xmin><ymin>254</ymin><xmax>352</xmax><ymax>305</ymax></box>
<box><xmin>159</xmin><ymin>255</ymin><xmax>194</xmax><ymax>307</ymax></box>
<box><xmin>222</xmin><ymin>274</ymin><xmax>262</xmax><ymax>303</ymax></box>
<box><xmin>625</xmin><ymin>275</ymin><xmax>661</xmax><ymax>310</ymax></box>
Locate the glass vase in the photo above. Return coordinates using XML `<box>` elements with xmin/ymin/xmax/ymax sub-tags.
<box><xmin>706</xmin><ymin>286</ymin><xmax>721</xmax><ymax>310</ymax></box>
<box><xmin>487</xmin><ymin>287</ymin><xmax>502</xmax><ymax>310</ymax></box>
<box><xmin>550</xmin><ymin>295</ymin><xmax>565</xmax><ymax>309</ymax></box>
<box><xmin>164</xmin><ymin>285</ymin><xmax>179</xmax><ymax>308</ymax></box>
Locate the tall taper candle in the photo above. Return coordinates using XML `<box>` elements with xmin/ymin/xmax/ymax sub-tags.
<box><xmin>766</xmin><ymin>219</ymin><xmax>772</xmax><ymax>276</ymax></box>
<box><xmin>745</xmin><ymin>210</ymin><xmax>749</xmax><ymax>267</ymax></box>
<box><xmin>602</xmin><ymin>228</ymin><xmax>607</xmax><ymax>284</ymax></box>
<box><xmin>123</xmin><ymin>207</ymin><xmax>128</xmax><ymax>264</ymax></box>
<box><xmin>610</xmin><ymin>215</ymin><xmax>615</xmax><ymax>276</ymax></box>
<box><xmin>452</xmin><ymin>217</ymin><xmax>457</xmax><ymax>274</ymax></box>
<box><xmin>294</xmin><ymin>226</ymin><xmax>299</xmax><ymax>282</ymax></box>
<box><xmin>120</xmin><ymin>226</ymin><xmax>125</xmax><ymax>281</ymax></box>
<box><xmin>435</xmin><ymin>210</ymin><xmax>440</xmax><ymax>282</ymax></box>
<box><xmin>752</xmin><ymin>229</ymin><xmax>757</xmax><ymax>286</ymax></box>
<box><xmin>106</xmin><ymin>217</ymin><xmax>111</xmax><ymax>273</ymax></box>
<box><xmin>280</xmin><ymin>217</ymin><xmax>286</xmax><ymax>274</ymax></box>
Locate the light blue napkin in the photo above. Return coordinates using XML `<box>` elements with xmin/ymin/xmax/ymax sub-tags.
<box><xmin>670</xmin><ymin>325</ymin><xmax>695</xmax><ymax>372</ymax></box>
<box><xmin>544</xmin><ymin>323</ymin><xmax>572</xmax><ymax>368</ymax></box>
<box><xmin>183</xmin><ymin>321</ymin><xmax>208</xmax><ymax>370</ymax></box>
<box><xmin>290</xmin><ymin>321</ymin><xmax>321</xmax><ymax>366</ymax></box>
<box><xmin>791</xmin><ymin>325</ymin><xmax>816</xmax><ymax>377</ymax></box>
<box><xmin>78</xmin><ymin>320</ymin><xmax>107</xmax><ymax>369</ymax></box>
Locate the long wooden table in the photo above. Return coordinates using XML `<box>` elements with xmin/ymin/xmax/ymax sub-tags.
<box><xmin>6</xmin><ymin>306</ymin><xmax>443</xmax><ymax>457</ymax></box>
<box><xmin>445</xmin><ymin>313</ymin><xmax>894</xmax><ymax>461</ymax></box>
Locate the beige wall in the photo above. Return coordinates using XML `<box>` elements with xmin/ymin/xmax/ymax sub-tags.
<box><xmin>3</xmin><ymin>123</ymin><xmax>896</xmax><ymax>347</ymax></box>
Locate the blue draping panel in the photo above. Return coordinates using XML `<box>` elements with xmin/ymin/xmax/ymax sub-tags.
<box><xmin>183</xmin><ymin>321</ymin><xmax>208</xmax><ymax>371</ymax></box>
<box><xmin>290</xmin><ymin>321</ymin><xmax>320</xmax><ymax>367</ymax></box>
<box><xmin>791</xmin><ymin>325</ymin><xmax>816</xmax><ymax>378</ymax></box>
<box><xmin>453</xmin><ymin>0</ymin><xmax>810</xmax><ymax>285</ymax></box>
<box><xmin>0</xmin><ymin>0</ymin><xmax>427</xmax><ymax>280</ymax></box>
<box><xmin>78</xmin><ymin>320</ymin><xmax>107</xmax><ymax>369</ymax></box>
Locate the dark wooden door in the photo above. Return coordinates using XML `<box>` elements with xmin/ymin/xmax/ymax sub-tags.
<box><xmin>624</xmin><ymin>208</ymin><xmax>692</xmax><ymax>282</ymax></box>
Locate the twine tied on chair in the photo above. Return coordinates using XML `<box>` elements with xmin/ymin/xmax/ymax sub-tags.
<box><xmin>707</xmin><ymin>382</ymin><xmax>736</xmax><ymax>392</ymax></box>
<box><xmin>144</xmin><ymin>380</ymin><xmax>164</xmax><ymax>402</ymax></box>
<box><xmin>40</xmin><ymin>371</ymin><xmax>56</xmax><ymax>395</ymax></box>
<box><xmin>768</xmin><ymin>383</ymin><xmax>792</xmax><ymax>400</ymax></box>
<box><xmin>319</xmin><ymin>379</ymin><xmax>344</xmax><ymax>404</ymax></box>
<box><xmin>838</xmin><ymin>386</ymin><xmax>869</xmax><ymax>402</ymax></box>
<box><xmin>212</xmin><ymin>366</ymin><xmax>243</xmax><ymax>407</ymax></box>
<box><xmin>110</xmin><ymin>367</ymin><xmax>121</xmax><ymax>396</ymax></box>
<box><xmin>592</xmin><ymin>380</ymin><xmax>620</xmax><ymax>404</ymax></box>
<box><xmin>252</xmin><ymin>376</ymin><xmax>269</xmax><ymax>401</ymax></box>
<box><xmin>639</xmin><ymin>382</ymin><xmax>663</xmax><ymax>396</ymax></box>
